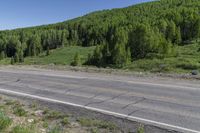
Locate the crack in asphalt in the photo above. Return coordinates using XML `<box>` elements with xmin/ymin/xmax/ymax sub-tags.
<box><xmin>84</xmin><ymin>100</ymin><xmax>105</xmax><ymax>106</ymax></box>
<box><xmin>122</xmin><ymin>97</ymin><xmax>146</xmax><ymax>109</ymax></box>
<box><xmin>123</xmin><ymin>98</ymin><xmax>146</xmax><ymax>119</ymax></box>
<box><xmin>16</xmin><ymin>78</ymin><xmax>21</xmax><ymax>82</ymax></box>
<box><xmin>84</xmin><ymin>93</ymin><xmax>109</xmax><ymax>106</ymax></box>
<box><xmin>84</xmin><ymin>92</ymin><xmax>128</xmax><ymax>107</ymax></box>
<box><xmin>126</xmin><ymin>109</ymin><xmax>142</xmax><ymax>118</ymax></box>
<box><xmin>88</xmin><ymin>93</ymin><xmax>102</xmax><ymax>99</ymax></box>
<box><xmin>0</xmin><ymin>78</ymin><xmax>21</xmax><ymax>85</ymax></box>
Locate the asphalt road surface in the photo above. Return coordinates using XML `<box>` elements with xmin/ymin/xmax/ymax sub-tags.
<box><xmin>0</xmin><ymin>67</ymin><xmax>199</xmax><ymax>133</ymax></box>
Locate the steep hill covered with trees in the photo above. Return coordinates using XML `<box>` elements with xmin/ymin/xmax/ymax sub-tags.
<box><xmin>0</xmin><ymin>0</ymin><xmax>200</xmax><ymax>67</ymax></box>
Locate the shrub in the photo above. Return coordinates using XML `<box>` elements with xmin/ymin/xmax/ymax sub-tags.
<box><xmin>45</xmin><ymin>111</ymin><xmax>63</xmax><ymax>119</ymax></box>
<box><xmin>0</xmin><ymin>51</ymin><xmax>5</xmax><ymax>60</ymax></box>
<box><xmin>90</xmin><ymin>128</ymin><xmax>99</xmax><ymax>133</ymax></box>
<box><xmin>198</xmin><ymin>47</ymin><xmax>200</xmax><ymax>52</ymax></box>
<box><xmin>0</xmin><ymin>112</ymin><xmax>12</xmax><ymax>131</ymax></box>
<box><xmin>71</xmin><ymin>53</ymin><xmax>81</xmax><ymax>66</ymax></box>
<box><xmin>78</xmin><ymin>118</ymin><xmax>94</xmax><ymax>127</ymax></box>
<box><xmin>78</xmin><ymin>118</ymin><xmax>116</xmax><ymax>131</ymax></box>
<box><xmin>11</xmin><ymin>125</ymin><xmax>34</xmax><ymax>133</ymax></box>
<box><xmin>176</xmin><ymin>63</ymin><xmax>199</xmax><ymax>70</ymax></box>
<box><xmin>11</xmin><ymin>57</ymin><xmax>15</xmax><ymax>65</ymax></box>
<box><xmin>13</xmin><ymin>106</ymin><xmax>27</xmax><ymax>117</ymax></box>
<box><xmin>61</xmin><ymin>117</ymin><xmax>70</xmax><ymax>125</ymax></box>
<box><xmin>137</xmin><ymin>125</ymin><xmax>145</xmax><ymax>133</ymax></box>
<box><xmin>19</xmin><ymin>51</ymin><xmax>24</xmax><ymax>63</ymax></box>
<box><xmin>5</xmin><ymin>100</ymin><xmax>18</xmax><ymax>105</ymax></box>
<box><xmin>48</xmin><ymin>126</ymin><xmax>61</xmax><ymax>133</ymax></box>
<box><xmin>14</xmin><ymin>53</ymin><xmax>19</xmax><ymax>63</ymax></box>
<box><xmin>42</xmin><ymin>120</ymin><xmax>49</xmax><ymax>128</ymax></box>
<box><xmin>46</xmin><ymin>46</ymin><xmax>50</xmax><ymax>56</ymax></box>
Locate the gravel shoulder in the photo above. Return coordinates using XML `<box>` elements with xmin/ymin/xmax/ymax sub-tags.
<box><xmin>1</xmin><ymin>65</ymin><xmax>200</xmax><ymax>85</ymax></box>
<box><xmin>3</xmin><ymin>65</ymin><xmax>200</xmax><ymax>80</ymax></box>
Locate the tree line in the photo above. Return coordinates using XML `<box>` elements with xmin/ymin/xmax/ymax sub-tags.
<box><xmin>0</xmin><ymin>0</ymin><xmax>200</xmax><ymax>66</ymax></box>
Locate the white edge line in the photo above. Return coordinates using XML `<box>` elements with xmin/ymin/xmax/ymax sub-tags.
<box><xmin>0</xmin><ymin>88</ymin><xmax>199</xmax><ymax>133</ymax></box>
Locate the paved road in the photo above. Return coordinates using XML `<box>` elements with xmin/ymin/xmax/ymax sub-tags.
<box><xmin>0</xmin><ymin>67</ymin><xmax>200</xmax><ymax>133</ymax></box>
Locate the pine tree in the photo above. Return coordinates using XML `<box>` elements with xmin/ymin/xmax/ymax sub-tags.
<box><xmin>158</xmin><ymin>19</ymin><xmax>168</xmax><ymax>35</ymax></box>
<box><xmin>28</xmin><ymin>35</ymin><xmax>41</xmax><ymax>56</ymax></box>
<box><xmin>0</xmin><ymin>51</ymin><xmax>5</xmax><ymax>60</ymax></box>
<box><xmin>129</xmin><ymin>24</ymin><xmax>159</xmax><ymax>58</ymax></box>
<box><xmin>174</xmin><ymin>27</ymin><xmax>182</xmax><ymax>44</ymax></box>
<box><xmin>86</xmin><ymin>53</ymin><xmax>92</xmax><ymax>65</ymax></box>
<box><xmin>159</xmin><ymin>38</ymin><xmax>173</xmax><ymax>56</ymax></box>
<box><xmin>166</xmin><ymin>21</ymin><xmax>176</xmax><ymax>43</ymax></box>
<box><xmin>93</xmin><ymin>45</ymin><xmax>103</xmax><ymax>65</ymax></box>
<box><xmin>6</xmin><ymin>36</ymin><xmax>20</xmax><ymax>57</ymax></box>
<box><xmin>126</xmin><ymin>47</ymin><xmax>132</xmax><ymax>64</ymax></box>
<box><xmin>112</xmin><ymin>43</ymin><xmax>127</xmax><ymax>67</ymax></box>
<box><xmin>193</xmin><ymin>18</ymin><xmax>200</xmax><ymax>40</ymax></box>
<box><xmin>101</xmin><ymin>43</ymin><xmax>111</xmax><ymax>64</ymax></box>
<box><xmin>61</xmin><ymin>30</ymin><xmax>68</xmax><ymax>47</ymax></box>
<box><xmin>61</xmin><ymin>37</ymin><xmax>67</xmax><ymax>47</ymax></box>
<box><xmin>14</xmin><ymin>53</ymin><xmax>19</xmax><ymax>63</ymax></box>
<box><xmin>19</xmin><ymin>50</ymin><xmax>24</xmax><ymax>63</ymax></box>
<box><xmin>11</xmin><ymin>57</ymin><xmax>15</xmax><ymax>65</ymax></box>
<box><xmin>112</xmin><ymin>28</ymin><xmax>130</xmax><ymax>67</ymax></box>
<box><xmin>46</xmin><ymin>46</ymin><xmax>50</xmax><ymax>56</ymax></box>
<box><xmin>71</xmin><ymin>53</ymin><xmax>81</xmax><ymax>66</ymax></box>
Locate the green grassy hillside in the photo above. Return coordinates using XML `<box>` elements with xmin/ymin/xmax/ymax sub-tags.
<box><xmin>126</xmin><ymin>42</ymin><xmax>200</xmax><ymax>73</ymax></box>
<box><xmin>24</xmin><ymin>46</ymin><xmax>95</xmax><ymax>65</ymax></box>
<box><xmin>0</xmin><ymin>46</ymin><xmax>95</xmax><ymax>65</ymax></box>
<box><xmin>24</xmin><ymin>42</ymin><xmax>200</xmax><ymax>73</ymax></box>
